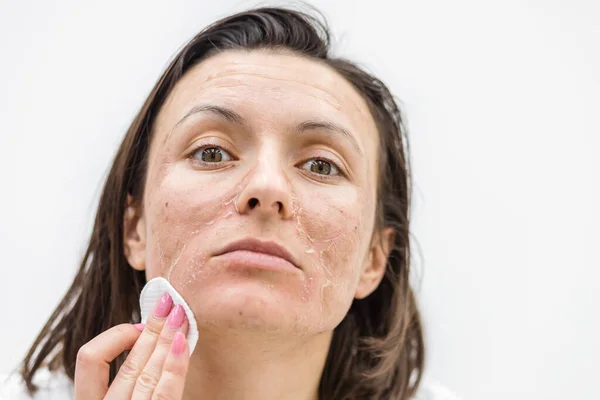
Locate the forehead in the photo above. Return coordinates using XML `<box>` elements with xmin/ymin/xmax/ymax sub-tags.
<box><xmin>153</xmin><ymin>49</ymin><xmax>379</xmax><ymax>161</ymax></box>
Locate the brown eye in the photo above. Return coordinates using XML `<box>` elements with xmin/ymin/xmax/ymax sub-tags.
<box><xmin>310</xmin><ymin>160</ymin><xmax>330</xmax><ymax>174</ymax></box>
<box><xmin>201</xmin><ymin>148</ymin><xmax>222</xmax><ymax>162</ymax></box>
<box><xmin>301</xmin><ymin>159</ymin><xmax>339</xmax><ymax>176</ymax></box>
<box><xmin>193</xmin><ymin>147</ymin><xmax>233</xmax><ymax>163</ymax></box>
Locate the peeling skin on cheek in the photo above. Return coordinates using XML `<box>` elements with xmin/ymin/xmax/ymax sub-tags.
<box><xmin>165</xmin><ymin>204</ymin><xmax>234</xmax><ymax>284</ymax></box>
<box><xmin>160</xmin><ymin>190</ymin><xmax>242</xmax><ymax>285</ymax></box>
<box><xmin>291</xmin><ymin>187</ymin><xmax>370</xmax><ymax>329</ymax></box>
<box><xmin>173</xmin><ymin>192</ymin><xmax>239</xmax><ymax>288</ymax></box>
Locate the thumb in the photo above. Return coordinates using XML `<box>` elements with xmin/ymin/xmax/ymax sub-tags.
<box><xmin>74</xmin><ymin>323</ymin><xmax>143</xmax><ymax>399</ymax></box>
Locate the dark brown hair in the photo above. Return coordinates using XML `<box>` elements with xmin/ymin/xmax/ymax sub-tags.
<box><xmin>21</xmin><ymin>6</ymin><xmax>424</xmax><ymax>399</ymax></box>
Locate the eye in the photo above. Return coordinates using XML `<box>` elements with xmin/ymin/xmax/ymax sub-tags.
<box><xmin>300</xmin><ymin>159</ymin><xmax>340</xmax><ymax>176</ymax></box>
<box><xmin>192</xmin><ymin>146</ymin><xmax>234</xmax><ymax>163</ymax></box>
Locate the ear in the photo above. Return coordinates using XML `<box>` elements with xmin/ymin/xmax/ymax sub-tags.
<box><xmin>354</xmin><ymin>227</ymin><xmax>395</xmax><ymax>299</ymax></box>
<box><xmin>123</xmin><ymin>194</ymin><xmax>147</xmax><ymax>271</ymax></box>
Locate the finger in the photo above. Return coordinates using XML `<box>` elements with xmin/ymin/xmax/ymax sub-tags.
<box><xmin>152</xmin><ymin>331</ymin><xmax>190</xmax><ymax>400</ymax></box>
<box><xmin>74</xmin><ymin>323</ymin><xmax>144</xmax><ymax>400</ymax></box>
<box><xmin>106</xmin><ymin>292</ymin><xmax>173</xmax><ymax>398</ymax></box>
<box><xmin>132</xmin><ymin>305</ymin><xmax>189</xmax><ymax>400</ymax></box>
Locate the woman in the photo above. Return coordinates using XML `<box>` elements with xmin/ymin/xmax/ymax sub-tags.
<box><xmin>2</xmin><ymin>6</ymin><xmax>457</xmax><ymax>400</ymax></box>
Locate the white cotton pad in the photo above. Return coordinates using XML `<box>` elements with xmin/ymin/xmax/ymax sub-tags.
<box><xmin>140</xmin><ymin>277</ymin><xmax>199</xmax><ymax>356</ymax></box>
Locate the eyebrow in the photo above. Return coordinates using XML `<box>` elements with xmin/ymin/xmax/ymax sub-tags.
<box><xmin>169</xmin><ymin>104</ymin><xmax>363</xmax><ymax>155</ymax></box>
<box><xmin>293</xmin><ymin>120</ymin><xmax>363</xmax><ymax>155</ymax></box>
<box><xmin>165</xmin><ymin>104</ymin><xmax>246</xmax><ymax>145</ymax></box>
<box><xmin>174</xmin><ymin>104</ymin><xmax>246</xmax><ymax>129</ymax></box>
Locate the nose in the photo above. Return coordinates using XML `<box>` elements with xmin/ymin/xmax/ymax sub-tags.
<box><xmin>235</xmin><ymin>152</ymin><xmax>294</xmax><ymax>220</ymax></box>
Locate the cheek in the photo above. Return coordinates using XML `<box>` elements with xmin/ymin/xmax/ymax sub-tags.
<box><xmin>142</xmin><ymin>163</ymin><xmax>239</xmax><ymax>280</ymax></box>
<box><xmin>295</xmin><ymin>198</ymin><xmax>364</xmax><ymax>281</ymax></box>
<box><xmin>294</xmin><ymin>187</ymin><xmax>375</xmax><ymax>326</ymax></box>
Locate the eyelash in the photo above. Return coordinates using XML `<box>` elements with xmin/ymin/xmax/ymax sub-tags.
<box><xmin>299</xmin><ymin>156</ymin><xmax>346</xmax><ymax>180</ymax></box>
<box><xmin>187</xmin><ymin>142</ymin><xmax>236</xmax><ymax>167</ymax></box>
<box><xmin>186</xmin><ymin>143</ymin><xmax>346</xmax><ymax>179</ymax></box>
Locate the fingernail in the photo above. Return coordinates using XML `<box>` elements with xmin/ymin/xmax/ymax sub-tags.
<box><xmin>154</xmin><ymin>293</ymin><xmax>173</xmax><ymax>318</ymax></box>
<box><xmin>171</xmin><ymin>331</ymin><xmax>186</xmax><ymax>355</ymax></box>
<box><xmin>167</xmin><ymin>304</ymin><xmax>186</xmax><ymax>329</ymax></box>
<box><xmin>133</xmin><ymin>323</ymin><xmax>145</xmax><ymax>331</ymax></box>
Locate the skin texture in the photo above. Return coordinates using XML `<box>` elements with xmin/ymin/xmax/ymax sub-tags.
<box><xmin>122</xmin><ymin>49</ymin><xmax>394</xmax><ymax>399</ymax></box>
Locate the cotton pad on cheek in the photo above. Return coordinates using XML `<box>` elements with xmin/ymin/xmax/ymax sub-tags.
<box><xmin>140</xmin><ymin>277</ymin><xmax>199</xmax><ymax>356</ymax></box>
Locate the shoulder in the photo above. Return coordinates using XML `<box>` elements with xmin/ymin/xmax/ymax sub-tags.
<box><xmin>0</xmin><ymin>369</ymin><xmax>73</xmax><ymax>400</ymax></box>
<box><xmin>413</xmin><ymin>380</ymin><xmax>461</xmax><ymax>400</ymax></box>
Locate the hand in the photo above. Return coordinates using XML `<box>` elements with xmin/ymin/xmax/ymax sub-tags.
<box><xmin>74</xmin><ymin>293</ymin><xmax>190</xmax><ymax>399</ymax></box>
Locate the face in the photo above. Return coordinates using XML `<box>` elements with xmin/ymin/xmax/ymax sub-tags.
<box><xmin>124</xmin><ymin>50</ymin><xmax>393</xmax><ymax>336</ymax></box>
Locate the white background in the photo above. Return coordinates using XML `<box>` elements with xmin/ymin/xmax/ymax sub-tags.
<box><xmin>1</xmin><ymin>0</ymin><xmax>599</xmax><ymax>399</ymax></box>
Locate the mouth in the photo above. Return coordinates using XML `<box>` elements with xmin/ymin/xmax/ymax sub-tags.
<box><xmin>213</xmin><ymin>238</ymin><xmax>300</xmax><ymax>272</ymax></box>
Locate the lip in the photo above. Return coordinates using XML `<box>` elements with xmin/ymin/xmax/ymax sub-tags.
<box><xmin>213</xmin><ymin>238</ymin><xmax>300</xmax><ymax>271</ymax></box>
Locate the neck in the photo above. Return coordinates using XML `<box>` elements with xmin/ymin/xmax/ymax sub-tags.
<box><xmin>182</xmin><ymin>328</ymin><xmax>332</xmax><ymax>400</ymax></box>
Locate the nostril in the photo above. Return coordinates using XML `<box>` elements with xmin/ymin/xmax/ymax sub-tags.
<box><xmin>248</xmin><ymin>198</ymin><xmax>259</xmax><ymax>209</ymax></box>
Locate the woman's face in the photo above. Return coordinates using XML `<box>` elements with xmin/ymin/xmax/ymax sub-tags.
<box><xmin>124</xmin><ymin>50</ymin><xmax>392</xmax><ymax>335</ymax></box>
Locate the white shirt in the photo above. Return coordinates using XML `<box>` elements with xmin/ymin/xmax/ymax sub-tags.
<box><xmin>0</xmin><ymin>368</ymin><xmax>460</xmax><ymax>400</ymax></box>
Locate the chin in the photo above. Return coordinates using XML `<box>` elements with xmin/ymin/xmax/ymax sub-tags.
<box><xmin>185</xmin><ymin>279</ymin><xmax>317</xmax><ymax>334</ymax></box>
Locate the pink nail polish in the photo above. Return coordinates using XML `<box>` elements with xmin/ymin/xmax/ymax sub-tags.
<box><xmin>171</xmin><ymin>331</ymin><xmax>186</xmax><ymax>355</ymax></box>
<box><xmin>153</xmin><ymin>293</ymin><xmax>173</xmax><ymax>318</ymax></box>
<box><xmin>133</xmin><ymin>323</ymin><xmax>145</xmax><ymax>331</ymax></box>
<box><xmin>167</xmin><ymin>304</ymin><xmax>186</xmax><ymax>329</ymax></box>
